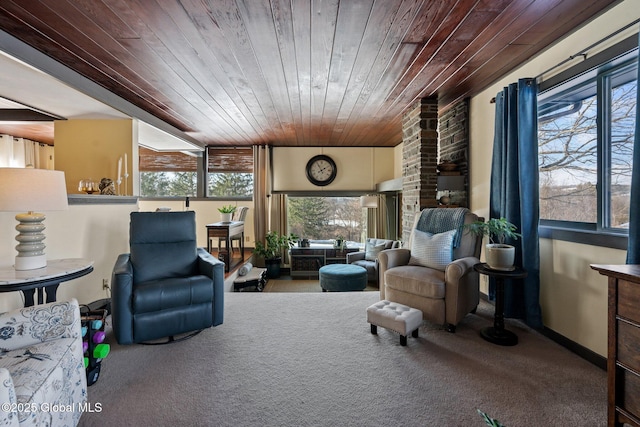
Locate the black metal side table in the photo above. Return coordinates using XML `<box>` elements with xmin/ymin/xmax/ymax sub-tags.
<box><xmin>474</xmin><ymin>262</ymin><xmax>527</xmax><ymax>346</ymax></box>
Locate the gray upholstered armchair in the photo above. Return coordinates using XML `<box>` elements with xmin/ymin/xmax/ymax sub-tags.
<box><xmin>112</xmin><ymin>211</ymin><xmax>224</xmax><ymax>344</ymax></box>
<box><xmin>378</xmin><ymin>208</ymin><xmax>482</xmax><ymax>332</ymax></box>
<box><xmin>346</xmin><ymin>238</ymin><xmax>401</xmax><ymax>283</ymax></box>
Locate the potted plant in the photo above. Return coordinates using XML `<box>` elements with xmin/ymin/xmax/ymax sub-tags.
<box><xmin>218</xmin><ymin>205</ymin><xmax>236</xmax><ymax>222</ymax></box>
<box><xmin>465</xmin><ymin>217</ymin><xmax>521</xmax><ymax>270</ymax></box>
<box><xmin>254</xmin><ymin>231</ymin><xmax>298</xmax><ymax>278</ymax></box>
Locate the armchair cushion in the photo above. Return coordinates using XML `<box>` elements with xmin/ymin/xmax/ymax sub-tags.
<box><xmin>365</xmin><ymin>242</ymin><xmax>386</xmax><ymax>261</ymax></box>
<box><xmin>408</xmin><ymin>229</ymin><xmax>456</xmax><ymax>271</ymax></box>
<box><xmin>385</xmin><ymin>266</ymin><xmax>445</xmax><ymax>299</ymax></box>
<box><xmin>133</xmin><ymin>275</ymin><xmax>214</xmax><ymax>313</ymax></box>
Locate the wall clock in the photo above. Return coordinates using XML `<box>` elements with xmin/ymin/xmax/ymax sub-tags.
<box><xmin>305</xmin><ymin>154</ymin><xmax>337</xmax><ymax>186</ymax></box>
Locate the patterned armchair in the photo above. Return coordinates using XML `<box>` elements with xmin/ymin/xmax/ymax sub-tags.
<box><xmin>0</xmin><ymin>299</ymin><xmax>87</xmax><ymax>426</ymax></box>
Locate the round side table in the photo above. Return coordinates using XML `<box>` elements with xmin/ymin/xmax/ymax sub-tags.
<box><xmin>474</xmin><ymin>262</ymin><xmax>527</xmax><ymax>346</ymax></box>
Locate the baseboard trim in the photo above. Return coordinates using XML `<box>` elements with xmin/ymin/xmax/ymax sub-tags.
<box><xmin>540</xmin><ymin>327</ymin><xmax>607</xmax><ymax>370</ymax></box>
<box><xmin>479</xmin><ymin>293</ymin><xmax>606</xmax><ymax>370</ymax></box>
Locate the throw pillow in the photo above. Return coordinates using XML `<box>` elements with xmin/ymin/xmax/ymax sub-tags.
<box><xmin>365</xmin><ymin>242</ymin><xmax>386</xmax><ymax>261</ymax></box>
<box><xmin>408</xmin><ymin>229</ymin><xmax>456</xmax><ymax>271</ymax></box>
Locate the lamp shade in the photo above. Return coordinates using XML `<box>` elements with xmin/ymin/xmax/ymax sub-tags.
<box><xmin>0</xmin><ymin>168</ymin><xmax>68</xmax><ymax>212</ymax></box>
<box><xmin>360</xmin><ymin>195</ymin><xmax>378</xmax><ymax>208</ymax></box>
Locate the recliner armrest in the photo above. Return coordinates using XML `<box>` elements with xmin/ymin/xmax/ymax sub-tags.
<box><xmin>346</xmin><ymin>251</ymin><xmax>365</xmax><ymax>263</ymax></box>
<box><xmin>112</xmin><ymin>253</ymin><xmax>134</xmax><ymax>345</ymax></box>
<box><xmin>445</xmin><ymin>257</ymin><xmax>480</xmax><ymax>284</ymax></box>
<box><xmin>197</xmin><ymin>248</ymin><xmax>224</xmax><ymax>326</ymax></box>
<box><xmin>378</xmin><ymin>248</ymin><xmax>411</xmax><ymax>271</ymax></box>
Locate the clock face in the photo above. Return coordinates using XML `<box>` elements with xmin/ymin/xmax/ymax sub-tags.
<box><xmin>306</xmin><ymin>155</ymin><xmax>337</xmax><ymax>186</ymax></box>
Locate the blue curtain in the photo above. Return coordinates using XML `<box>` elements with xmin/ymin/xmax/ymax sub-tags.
<box><xmin>626</xmin><ymin>30</ymin><xmax>640</xmax><ymax>264</ymax></box>
<box><xmin>489</xmin><ymin>78</ymin><xmax>543</xmax><ymax>329</ymax></box>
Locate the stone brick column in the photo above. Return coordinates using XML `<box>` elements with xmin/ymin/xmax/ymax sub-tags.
<box><xmin>401</xmin><ymin>97</ymin><xmax>438</xmax><ymax>243</ymax></box>
<box><xmin>438</xmin><ymin>99</ymin><xmax>469</xmax><ymax>207</ymax></box>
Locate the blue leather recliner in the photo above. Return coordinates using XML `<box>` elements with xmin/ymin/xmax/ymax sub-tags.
<box><xmin>111</xmin><ymin>211</ymin><xmax>224</xmax><ymax>344</ymax></box>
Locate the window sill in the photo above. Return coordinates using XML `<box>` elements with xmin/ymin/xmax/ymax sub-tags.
<box><xmin>539</xmin><ymin>225</ymin><xmax>627</xmax><ymax>250</ymax></box>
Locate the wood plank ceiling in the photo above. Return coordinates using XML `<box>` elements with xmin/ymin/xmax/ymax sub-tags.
<box><xmin>0</xmin><ymin>0</ymin><xmax>622</xmax><ymax>148</ymax></box>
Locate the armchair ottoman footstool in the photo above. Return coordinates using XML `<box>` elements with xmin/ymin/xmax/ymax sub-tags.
<box><xmin>319</xmin><ymin>264</ymin><xmax>367</xmax><ymax>292</ymax></box>
<box><xmin>367</xmin><ymin>300</ymin><xmax>422</xmax><ymax>346</ymax></box>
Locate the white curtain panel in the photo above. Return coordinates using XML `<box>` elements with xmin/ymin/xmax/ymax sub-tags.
<box><xmin>0</xmin><ymin>135</ymin><xmax>54</xmax><ymax>169</ymax></box>
<box><xmin>0</xmin><ymin>134</ymin><xmax>12</xmax><ymax>167</ymax></box>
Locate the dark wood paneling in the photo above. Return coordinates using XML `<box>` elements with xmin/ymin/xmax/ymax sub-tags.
<box><xmin>0</xmin><ymin>0</ymin><xmax>622</xmax><ymax>147</ymax></box>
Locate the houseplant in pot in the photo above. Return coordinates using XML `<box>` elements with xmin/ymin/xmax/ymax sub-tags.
<box><xmin>218</xmin><ymin>205</ymin><xmax>236</xmax><ymax>222</ymax></box>
<box><xmin>254</xmin><ymin>231</ymin><xmax>298</xmax><ymax>278</ymax></box>
<box><xmin>465</xmin><ymin>217</ymin><xmax>521</xmax><ymax>270</ymax></box>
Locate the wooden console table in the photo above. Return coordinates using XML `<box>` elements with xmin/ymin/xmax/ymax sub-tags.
<box><xmin>591</xmin><ymin>264</ymin><xmax>640</xmax><ymax>427</ymax></box>
<box><xmin>206</xmin><ymin>221</ymin><xmax>244</xmax><ymax>272</ymax></box>
<box><xmin>0</xmin><ymin>258</ymin><xmax>94</xmax><ymax>307</ymax></box>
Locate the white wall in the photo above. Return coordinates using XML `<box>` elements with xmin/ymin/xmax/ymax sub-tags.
<box><xmin>0</xmin><ymin>201</ymin><xmax>135</xmax><ymax>313</ymax></box>
<box><xmin>469</xmin><ymin>0</ymin><xmax>639</xmax><ymax>356</ymax></box>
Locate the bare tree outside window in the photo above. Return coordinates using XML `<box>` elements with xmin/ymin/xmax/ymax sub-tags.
<box><xmin>538</xmin><ymin>62</ymin><xmax>636</xmax><ymax>230</ymax></box>
<box><xmin>288</xmin><ymin>196</ymin><xmax>364</xmax><ymax>244</ymax></box>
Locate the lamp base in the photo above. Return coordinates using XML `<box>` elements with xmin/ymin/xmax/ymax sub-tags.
<box><xmin>14</xmin><ymin>212</ymin><xmax>47</xmax><ymax>271</ymax></box>
<box><xmin>15</xmin><ymin>254</ymin><xmax>47</xmax><ymax>271</ymax></box>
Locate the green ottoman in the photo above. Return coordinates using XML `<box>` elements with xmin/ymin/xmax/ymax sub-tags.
<box><xmin>319</xmin><ymin>264</ymin><xmax>367</xmax><ymax>292</ymax></box>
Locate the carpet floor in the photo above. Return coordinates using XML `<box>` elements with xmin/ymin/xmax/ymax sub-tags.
<box><xmin>263</xmin><ymin>279</ymin><xmax>378</xmax><ymax>293</ymax></box>
<box><xmin>79</xmin><ymin>292</ymin><xmax>606</xmax><ymax>427</ymax></box>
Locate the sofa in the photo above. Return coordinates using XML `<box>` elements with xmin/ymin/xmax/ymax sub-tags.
<box><xmin>346</xmin><ymin>238</ymin><xmax>401</xmax><ymax>283</ymax></box>
<box><xmin>0</xmin><ymin>299</ymin><xmax>87</xmax><ymax>426</ymax></box>
<box><xmin>378</xmin><ymin>208</ymin><xmax>482</xmax><ymax>332</ymax></box>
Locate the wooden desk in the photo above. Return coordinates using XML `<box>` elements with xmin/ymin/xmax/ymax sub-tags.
<box><xmin>591</xmin><ymin>264</ymin><xmax>640</xmax><ymax>427</ymax></box>
<box><xmin>206</xmin><ymin>221</ymin><xmax>244</xmax><ymax>272</ymax></box>
<box><xmin>0</xmin><ymin>258</ymin><xmax>94</xmax><ymax>307</ymax></box>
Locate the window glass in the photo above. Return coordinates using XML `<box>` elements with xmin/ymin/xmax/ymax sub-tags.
<box><xmin>539</xmin><ymin>81</ymin><xmax>598</xmax><ymax>223</ymax></box>
<box><xmin>207</xmin><ymin>147</ymin><xmax>253</xmax><ymax>198</ymax></box>
<box><xmin>139</xmin><ymin>147</ymin><xmax>198</xmax><ymax>197</ymax></box>
<box><xmin>287</xmin><ymin>196</ymin><xmax>365</xmax><ymax>245</ymax></box>
<box><xmin>538</xmin><ymin>57</ymin><xmax>637</xmax><ymax>232</ymax></box>
<box><xmin>607</xmin><ymin>73</ymin><xmax>636</xmax><ymax>229</ymax></box>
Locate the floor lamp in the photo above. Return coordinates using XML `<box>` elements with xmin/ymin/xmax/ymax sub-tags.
<box><xmin>0</xmin><ymin>168</ymin><xmax>68</xmax><ymax>270</ymax></box>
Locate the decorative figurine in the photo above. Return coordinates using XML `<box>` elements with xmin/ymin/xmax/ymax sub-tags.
<box><xmin>99</xmin><ymin>178</ymin><xmax>116</xmax><ymax>195</ymax></box>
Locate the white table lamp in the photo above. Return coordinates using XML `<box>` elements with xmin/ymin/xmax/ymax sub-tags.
<box><xmin>0</xmin><ymin>168</ymin><xmax>68</xmax><ymax>270</ymax></box>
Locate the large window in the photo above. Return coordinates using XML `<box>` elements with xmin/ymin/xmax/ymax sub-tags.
<box><xmin>207</xmin><ymin>147</ymin><xmax>253</xmax><ymax>198</ymax></box>
<box><xmin>139</xmin><ymin>147</ymin><xmax>198</xmax><ymax>197</ymax></box>
<box><xmin>287</xmin><ymin>196</ymin><xmax>365</xmax><ymax>244</ymax></box>
<box><xmin>139</xmin><ymin>146</ymin><xmax>253</xmax><ymax>198</ymax></box>
<box><xmin>538</xmin><ymin>53</ymin><xmax>637</xmax><ymax>234</ymax></box>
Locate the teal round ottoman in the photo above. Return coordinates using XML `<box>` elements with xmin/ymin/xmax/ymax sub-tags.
<box><xmin>319</xmin><ymin>264</ymin><xmax>367</xmax><ymax>292</ymax></box>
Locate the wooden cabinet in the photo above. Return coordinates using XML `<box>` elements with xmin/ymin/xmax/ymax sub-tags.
<box><xmin>290</xmin><ymin>247</ymin><xmax>359</xmax><ymax>278</ymax></box>
<box><xmin>591</xmin><ymin>264</ymin><xmax>640</xmax><ymax>427</ymax></box>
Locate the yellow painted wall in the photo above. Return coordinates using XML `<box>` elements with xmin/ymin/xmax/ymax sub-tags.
<box><xmin>55</xmin><ymin>119</ymin><xmax>133</xmax><ymax>195</ymax></box>
<box><xmin>271</xmin><ymin>147</ymin><xmax>395</xmax><ymax>192</ymax></box>
<box><xmin>469</xmin><ymin>0</ymin><xmax>639</xmax><ymax>356</ymax></box>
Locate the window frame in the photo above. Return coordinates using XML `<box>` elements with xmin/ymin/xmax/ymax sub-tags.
<box><xmin>537</xmin><ymin>36</ymin><xmax>638</xmax><ymax>249</ymax></box>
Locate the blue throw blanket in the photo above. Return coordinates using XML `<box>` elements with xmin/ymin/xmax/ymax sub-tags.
<box><xmin>415</xmin><ymin>207</ymin><xmax>469</xmax><ymax>248</ymax></box>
